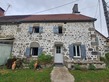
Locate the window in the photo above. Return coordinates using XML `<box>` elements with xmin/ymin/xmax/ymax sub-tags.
<box><xmin>53</xmin><ymin>26</ymin><xmax>63</xmax><ymax>34</ymax></box>
<box><xmin>29</xmin><ymin>26</ymin><xmax>43</xmax><ymax>34</ymax></box>
<box><xmin>56</xmin><ymin>46</ymin><xmax>61</xmax><ymax>53</ymax></box>
<box><xmin>31</xmin><ymin>47</ymin><xmax>38</xmax><ymax>56</ymax></box>
<box><xmin>73</xmin><ymin>45</ymin><xmax>81</xmax><ymax>57</ymax></box>
<box><xmin>58</xmin><ymin>26</ymin><xmax>62</xmax><ymax>34</ymax></box>
<box><xmin>25</xmin><ymin>46</ymin><xmax>43</xmax><ymax>57</ymax></box>
<box><xmin>33</xmin><ymin>26</ymin><xmax>39</xmax><ymax>33</ymax></box>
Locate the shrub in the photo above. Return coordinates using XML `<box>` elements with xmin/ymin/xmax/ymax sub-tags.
<box><xmin>74</xmin><ymin>64</ymin><xmax>81</xmax><ymax>70</ymax></box>
<box><xmin>100</xmin><ymin>57</ymin><xmax>106</xmax><ymax>62</ymax></box>
<box><xmin>38</xmin><ymin>53</ymin><xmax>52</xmax><ymax>66</ymax></box>
<box><xmin>105</xmin><ymin>53</ymin><xmax>109</xmax><ymax>65</ymax></box>
<box><xmin>88</xmin><ymin>64</ymin><xmax>96</xmax><ymax>70</ymax></box>
<box><xmin>29</xmin><ymin>60</ymin><xmax>36</xmax><ymax>69</ymax></box>
<box><xmin>105</xmin><ymin>53</ymin><xmax>109</xmax><ymax>61</ymax></box>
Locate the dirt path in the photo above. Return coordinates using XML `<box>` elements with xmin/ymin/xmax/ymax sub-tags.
<box><xmin>51</xmin><ymin>66</ymin><xmax>75</xmax><ymax>82</ymax></box>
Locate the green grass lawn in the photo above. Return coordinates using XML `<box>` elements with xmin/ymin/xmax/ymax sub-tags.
<box><xmin>0</xmin><ymin>67</ymin><xmax>52</xmax><ymax>82</ymax></box>
<box><xmin>70</xmin><ymin>68</ymin><xmax>109</xmax><ymax>82</ymax></box>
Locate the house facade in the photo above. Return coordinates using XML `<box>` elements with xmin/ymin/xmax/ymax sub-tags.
<box><xmin>0</xmin><ymin>7</ymin><xmax>108</xmax><ymax>65</ymax></box>
<box><xmin>95</xmin><ymin>30</ymin><xmax>109</xmax><ymax>57</ymax></box>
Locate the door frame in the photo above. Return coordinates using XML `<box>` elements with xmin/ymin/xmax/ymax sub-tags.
<box><xmin>54</xmin><ymin>45</ymin><xmax>63</xmax><ymax>64</ymax></box>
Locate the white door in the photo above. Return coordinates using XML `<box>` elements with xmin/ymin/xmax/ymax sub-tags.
<box><xmin>54</xmin><ymin>46</ymin><xmax>63</xmax><ymax>63</ymax></box>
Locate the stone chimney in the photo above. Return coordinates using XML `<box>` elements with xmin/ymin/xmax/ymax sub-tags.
<box><xmin>0</xmin><ymin>7</ymin><xmax>5</xmax><ymax>16</ymax></box>
<box><xmin>72</xmin><ymin>4</ymin><xmax>80</xmax><ymax>13</ymax></box>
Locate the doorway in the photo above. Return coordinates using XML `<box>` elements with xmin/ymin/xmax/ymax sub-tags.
<box><xmin>54</xmin><ymin>46</ymin><xmax>63</xmax><ymax>64</ymax></box>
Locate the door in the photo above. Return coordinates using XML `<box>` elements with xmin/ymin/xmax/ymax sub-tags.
<box><xmin>0</xmin><ymin>44</ymin><xmax>12</xmax><ymax>65</ymax></box>
<box><xmin>54</xmin><ymin>46</ymin><xmax>63</xmax><ymax>64</ymax></box>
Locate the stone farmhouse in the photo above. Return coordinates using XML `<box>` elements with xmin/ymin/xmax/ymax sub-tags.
<box><xmin>0</xmin><ymin>5</ymin><xmax>109</xmax><ymax>68</ymax></box>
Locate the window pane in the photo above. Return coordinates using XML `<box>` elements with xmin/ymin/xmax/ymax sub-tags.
<box><xmin>34</xmin><ymin>27</ymin><xmax>39</xmax><ymax>33</ymax></box>
<box><xmin>58</xmin><ymin>46</ymin><xmax>61</xmax><ymax>53</ymax></box>
<box><xmin>77</xmin><ymin>46</ymin><xmax>80</xmax><ymax>56</ymax></box>
<box><xmin>32</xmin><ymin>47</ymin><xmax>38</xmax><ymax>56</ymax></box>
<box><xmin>73</xmin><ymin>46</ymin><xmax>76</xmax><ymax>56</ymax></box>
<box><xmin>56</xmin><ymin>46</ymin><xmax>61</xmax><ymax>53</ymax></box>
<box><xmin>56</xmin><ymin>47</ymin><xmax>58</xmax><ymax>53</ymax></box>
<box><xmin>58</xmin><ymin>26</ymin><xmax>62</xmax><ymax>34</ymax></box>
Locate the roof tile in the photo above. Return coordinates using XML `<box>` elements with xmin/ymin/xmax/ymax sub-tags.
<box><xmin>0</xmin><ymin>13</ymin><xmax>96</xmax><ymax>23</ymax></box>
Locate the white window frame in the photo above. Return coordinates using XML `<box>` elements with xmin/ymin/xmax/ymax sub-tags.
<box><xmin>74</xmin><ymin>45</ymin><xmax>81</xmax><ymax>58</ymax></box>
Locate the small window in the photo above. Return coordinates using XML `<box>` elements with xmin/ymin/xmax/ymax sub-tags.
<box><xmin>33</xmin><ymin>26</ymin><xmax>39</xmax><ymax>33</ymax></box>
<box><xmin>73</xmin><ymin>46</ymin><xmax>76</xmax><ymax>56</ymax></box>
<box><xmin>31</xmin><ymin>47</ymin><xmax>38</xmax><ymax>56</ymax></box>
<box><xmin>58</xmin><ymin>26</ymin><xmax>62</xmax><ymax>34</ymax></box>
<box><xmin>56</xmin><ymin>46</ymin><xmax>61</xmax><ymax>53</ymax></box>
<box><xmin>53</xmin><ymin>26</ymin><xmax>63</xmax><ymax>34</ymax></box>
<box><xmin>73</xmin><ymin>45</ymin><xmax>81</xmax><ymax>57</ymax></box>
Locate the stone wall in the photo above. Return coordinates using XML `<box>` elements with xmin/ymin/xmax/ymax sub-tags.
<box><xmin>0</xmin><ymin>24</ymin><xmax>17</xmax><ymax>37</ymax></box>
<box><xmin>96</xmin><ymin>31</ymin><xmax>108</xmax><ymax>57</ymax></box>
<box><xmin>65</xmin><ymin>59</ymin><xmax>106</xmax><ymax>69</ymax></box>
<box><xmin>0</xmin><ymin>22</ymin><xmax>99</xmax><ymax>60</ymax></box>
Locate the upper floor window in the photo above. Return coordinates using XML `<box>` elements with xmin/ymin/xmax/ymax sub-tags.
<box><xmin>53</xmin><ymin>26</ymin><xmax>63</xmax><ymax>34</ymax></box>
<box><xmin>28</xmin><ymin>26</ymin><xmax>43</xmax><ymax>34</ymax></box>
<box><xmin>33</xmin><ymin>26</ymin><xmax>39</xmax><ymax>33</ymax></box>
<box><xmin>58</xmin><ymin>26</ymin><xmax>62</xmax><ymax>34</ymax></box>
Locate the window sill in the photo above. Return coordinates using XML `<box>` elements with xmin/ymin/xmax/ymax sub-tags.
<box><xmin>32</xmin><ymin>56</ymin><xmax>38</xmax><ymax>57</ymax></box>
<box><xmin>54</xmin><ymin>33</ymin><xmax>63</xmax><ymax>36</ymax></box>
<box><xmin>73</xmin><ymin>56</ymin><xmax>81</xmax><ymax>58</ymax></box>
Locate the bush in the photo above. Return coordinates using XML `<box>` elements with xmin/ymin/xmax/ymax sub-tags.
<box><xmin>29</xmin><ymin>60</ymin><xmax>36</xmax><ymax>69</ymax></box>
<box><xmin>105</xmin><ymin>53</ymin><xmax>109</xmax><ymax>61</ymax></box>
<box><xmin>100</xmin><ymin>57</ymin><xmax>106</xmax><ymax>62</ymax></box>
<box><xmin>74</xmin><ymin>64</ymin><xmax>81</xmax><ymax>70</ymax></box>
<box><xmin>38</xmin><ymin>53</ymin><xmax>52</xmax><ymax>66</ymax></box>
<box><xmin>88</xmin><ymin>64</ymin><xmax>96</xmax><ymax>70</ymax></box>
<box><xmin>105</xmin><ymin>53</ymin><xmax>109</xmax><ymax>67</ymax></box>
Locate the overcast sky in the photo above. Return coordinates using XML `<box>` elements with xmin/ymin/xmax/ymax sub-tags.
<box><xmin>0</xmin><ymin>0</ymin><xmax>109</xmax><ymax>37</ymax></box>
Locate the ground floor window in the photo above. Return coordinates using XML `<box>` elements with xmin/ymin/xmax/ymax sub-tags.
<box><xmin>31</xmin><ymin>47</ymin><xmax>38</xmax><ymax>56</ymax></box>
<box><xmin>73</xmin><ymin>45</ymin><xmax>81</xmax><ymax>57</ymax></box>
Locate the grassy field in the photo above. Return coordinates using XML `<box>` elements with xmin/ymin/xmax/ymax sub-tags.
<box><xmin>0</xmin><ymin>67</ymin><xmax>52</xmax><ymax>82</ymax></box>
<box><xmin>1</xmin><ymin>67</ymin><xmax>109</xmax><ymax>82</ymax></box>
<box><xmin>70</xmin><ymin>68</ymin><xmax>109</xmax><ymax>82</ymax></box>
